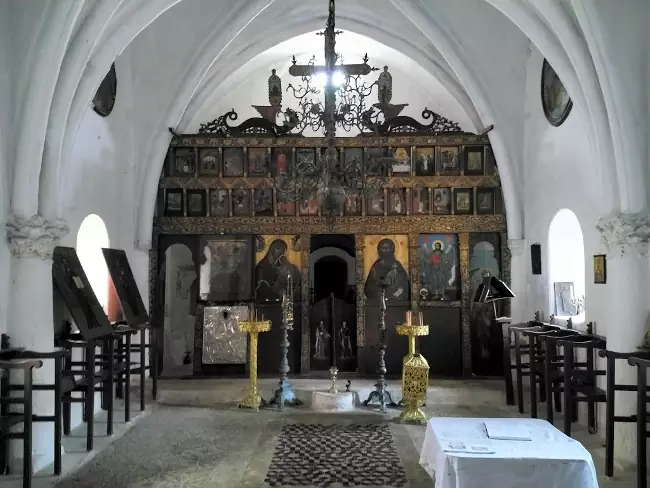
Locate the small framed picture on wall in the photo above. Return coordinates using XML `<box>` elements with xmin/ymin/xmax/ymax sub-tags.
<box><xmin>593</xmin><ymin>254</ymin><xmax>606</xmax><ymax>284</ymax></box>
<box><xmin>165</xmin><ymin>189</ymin><xmax>184</xmax><ymax>217</ymax></box>
<box><xmin>186</xmin><ymin>190</ymin><xmax>206</xmax><ymax>217</ymax></box>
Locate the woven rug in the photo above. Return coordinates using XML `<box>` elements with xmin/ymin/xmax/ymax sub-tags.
<box><xmin>264</xmin><ymin>424</ymin><xmax>408</xmax><ymax>487</ymax></box>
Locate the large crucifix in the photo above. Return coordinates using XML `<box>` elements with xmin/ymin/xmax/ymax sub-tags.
<box><xmin>287</xmin><ymin>0</ymin><xmax>374</xmax><ymax>80</ymax></box>
<box><xmin>288</xmin><ymin>0</ymin><xmax>375</xmax><ymax>143</ymax></box>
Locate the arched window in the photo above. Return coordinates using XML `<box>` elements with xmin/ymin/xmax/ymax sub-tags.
<box><xmin>76</xmin><ymin>214</ymin><xmax>110</xmax><ymax>310</ymax></box>
<box><xmin>548</xmin><ymin>209</ymin><xmax>585</xmax><ymax>318</ymax></box>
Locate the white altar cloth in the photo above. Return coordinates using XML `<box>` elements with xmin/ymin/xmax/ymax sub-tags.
<box><xmin>419</xmin><ymin>417</ymin><xmax>599</xmax><ymax>488</ymax></box>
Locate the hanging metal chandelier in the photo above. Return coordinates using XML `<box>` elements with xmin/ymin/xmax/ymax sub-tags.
<box><xmin>271</xmin><ymin>0</ymin><xmax>398</xmax><ymax>213</ymax></box>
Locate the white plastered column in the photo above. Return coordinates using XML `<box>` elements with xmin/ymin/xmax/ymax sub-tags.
<box><xmin>596</xmin><ymin>212</ymin><xmax>650</xmax><ymax>463</ymax></box>
<box><xmin>5</xmin><ymin>215</ymin><xmax>69</xmax><ymax>472</ymax></box>
<box><xmin>507</xmin><ymin>238</ymin><xmax>527</xmax><ymax>323</ymax></box>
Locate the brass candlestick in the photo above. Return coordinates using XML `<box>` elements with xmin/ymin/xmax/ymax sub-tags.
<box><xmin>238</xmin><ymin>309</ymin><xmax>271</xmax><ymax>411</ymax></box>
<box><xmin>395</xmin><ymin>311</ymin><xmax>429</xmax><ymax>424</ymax></box>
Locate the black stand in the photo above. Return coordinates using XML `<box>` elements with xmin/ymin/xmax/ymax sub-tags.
<box><xmin>363</xmin><ymin>284</ymin><xmax>397</xmax><ymax>412</ymax></box>
<box><xmin>269</xmin><ymin>285</ymin><xmax>302</xmax><ymax>410</ymax></box>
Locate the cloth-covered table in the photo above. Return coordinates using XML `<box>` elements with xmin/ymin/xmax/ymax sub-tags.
<box><xmin>419</xmin><ymin>417</ymin><xmax>599</xmax><ymax>488</ymax></box>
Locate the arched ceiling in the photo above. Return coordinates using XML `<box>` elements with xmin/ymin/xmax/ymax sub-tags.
<box><xmin>187</xmin><ymin>30</ymin><xmax>477</xmax><ymax>135</ymax></box>
<box><xmin>6</xmin><ymin>0</ymin><xmax>640</xmax><ymax>250</ymax></box>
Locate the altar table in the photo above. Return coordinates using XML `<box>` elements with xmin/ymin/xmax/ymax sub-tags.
<box><xmin>419</xmin><ymin>417</ymin><xmax>599</xmax><ymax>488</ymax></box>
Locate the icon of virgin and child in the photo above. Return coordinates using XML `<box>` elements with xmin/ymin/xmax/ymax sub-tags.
<box><xmin>364</xmin><ymin>238</ymin><xmax>410</xmax><ymax>301</ymax></box>
<box><xmin>255</xmin><ymin>239</ymin><xmax>301</xmax><ymax>302</ymax></box>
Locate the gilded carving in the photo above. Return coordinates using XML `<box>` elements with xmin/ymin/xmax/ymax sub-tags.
<box><xmin>299</xmin><ymin>233</ymin><xmax>311</xmax><ymax>373</ymax></box>
<box><xmin>355</xmin><ymin>234</ymin><xmax>366</xmax><ymax>347</ymax></box>
<box><xmin>160</xmin><ymin>175</ymin><xmax>501</xmax><ymax>190</ymax></box>
<box><xmin>154</xmin><ymin>132</ymin><xmax>510</xmax><ymax>378</ymax></box>
<box><xmin>408</xmin><ymin>233</ymin><xmax>420</xmax><ymax>314</ymax></box>
<box><xmin>458</xmin><ymin>233</ymin><xmax>471</xmax><ymax>375</ymax></box>
<box><xmin>501</xmin><ymin>232</ymin><xmax>512</xmax><ymax>318</ymax></box>
<box><xmin>155</xmin><ymin>215</ymin><xmax>506</xmax><ymax>236</ymax></box>
<box><xmin>171</xmin><ymin>134</ymin><xmax>490</xmax><ymax>148</ymax></box>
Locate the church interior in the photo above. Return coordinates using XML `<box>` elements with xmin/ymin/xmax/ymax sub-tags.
<box><xmin>0</xmin><ymin>0</ymin><xmax>649</xmax><ymax>487</ymax></box>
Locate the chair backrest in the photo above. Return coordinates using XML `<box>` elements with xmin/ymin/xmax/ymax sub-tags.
<box><xmin>558</xmin><ymin>335</ymin><xmax>606</xmax><ymax>348</ymax></box>
<box><xmin>102</xmin><ymin>248</ymin><xmax>150</xmax><ymax>327</ymax></box>
<box><xmin>52</xmin><ymin>246</ymin><xmax>114</xmax><ymax>341</ymax></box>
<box><xmin>629</xmin><ymin>356</ymin><xmax>650</xmax><ymax>369</ymax></box>
<box><xmin>0</xmin><ymin>359</ymin><xmax>43</xmax><ymax>371</ymax></box>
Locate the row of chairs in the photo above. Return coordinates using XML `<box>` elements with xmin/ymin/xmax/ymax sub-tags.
<box><xmin>503</xmin><ymin>316</ymin><xmax>650</xmax><ymax>488</ymax></box>
<box><xmin>0</xmin><ymin>324</ymin><xmax>157</xmax><ymax>488</ymax></box>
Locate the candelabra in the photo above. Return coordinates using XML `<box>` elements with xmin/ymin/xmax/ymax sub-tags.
<box><xmin>269</xmin><ymin>275</ymin><xmax>302</xmax><ymax>410</ymax></box>
<box><xmin>363</xmin><ymin>281</ymin><xmax>397</xmax><ymax>412</ymax></box>
<box><xmin>237</xmin><ymin>308</ymin><xmax>271</xmax><ymax>411</ymax></box>
<box><xmin>270</xmin><ymin>0</ymin><xmax>398</xmax><ymax>210</ymax></box>
<box><xmin>396</xmin><ymin>311</ymin><xmax>430</xmax><ymax>424</ymax></box>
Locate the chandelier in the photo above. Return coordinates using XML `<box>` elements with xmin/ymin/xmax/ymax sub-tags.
<box><xmin>271</xmin><ymin>0</ymin><xmax>399</xmax><ymax>213</ymax></box>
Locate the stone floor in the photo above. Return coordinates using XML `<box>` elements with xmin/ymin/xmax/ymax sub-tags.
<box><xmin>0</xmin><ymin>377</ymin><xmax>643</xmax><ymax>487</ymax></box>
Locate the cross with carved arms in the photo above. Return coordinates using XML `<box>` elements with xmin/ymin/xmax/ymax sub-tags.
<box><xmin>288</xmin><ymin>0</ymin><xmax>376</xmax><ymax>141</ymax></box>
<box><xmin>287</xmin><ymin>0</ymin><xmax>374</xmax><ymax>80</ymax></box>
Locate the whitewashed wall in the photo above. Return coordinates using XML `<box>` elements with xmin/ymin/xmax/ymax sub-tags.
<box><xmin>520</xmin><ymin>45</ymin><xmax>610</xmax><ymax>332</ymax></box>
<box><xmin>0</xmin><ymin>0</ymin><xmax>648</xmax><ymax>472</ymax></box>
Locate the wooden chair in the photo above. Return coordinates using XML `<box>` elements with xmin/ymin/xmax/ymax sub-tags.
<box><xmin>101</xmin><ymin>325</ymin><xmax>137</xmax><ymax>422</ymax></box>
<box><xmin>3</xmin><ymin>349</ymin><xmax>69</xmax><ymax>475</ymax></box>
<box><xmin>509</xmin><ymin>321</ymin><xmax>561</xmax><ymax>413</ymax></box>
<box><xmin>627</xmin><ymin>356</ymin><xmax>650</xmax><ymax>488</ymax></box>
<box><xmin>102</xmin><ymin>248</ymin><xmax>159</xmax><ymax>408</ymax></box>
<box><xmin>57</xmin><ymin>337</ymin><xmax>104</xmax><ymax>452</ymax></box>
<box><xmin>520</xmin><ymin>326</ymin><xmax>575</xmax><ymax>417</ymax></box>
<box><xmin>533</xmin><ymin>329</ymin><xmax>581</xmax><ymax>424</ymax></box>
<box><xmin>502</xmin><ymin>320</ymin><xmax>529</xmax><ymax>406</ymax></box>
<box><xmin>599</xmin><ymin>349</ymin><xmax>650</xmax><ymax>478</ymax></box>
<box><xmin>111</xmin><ymin>321</ymin><xmax>146</xmax><ymax>417</ymax></box>
<box><xmin>0</xmin><ymin>358</ymin><xmax>43</xmax><ymax>488</ymax></box>
<box><xmin>558</xmin><ymin>335</ymin><xmax>607</xmax><ymax>437</ymax></box>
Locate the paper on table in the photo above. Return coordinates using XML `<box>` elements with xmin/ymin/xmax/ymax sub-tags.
<box><xmin>443</xmin><ymin>441</ymin><xmax>496</xmax><ymax>454</ymax></box>
<box><xmin>483</xmin><ymin>420</ymin><xmax>532</xmax><ymax>441</ymax></box>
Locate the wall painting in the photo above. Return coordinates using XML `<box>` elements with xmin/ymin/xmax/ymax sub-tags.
<box><xmin>199</xmin><ymin>235</ymin><xmax>253</xmax><ymax>302</ymax></box>
<box><xmin>363</xmin><ymin>235</ymin><xmax>410</xmax><ymax>302</ymax></box>
<box><xmin>254</xmin><ymin>235</ymin><xmax>302</xmax><ymax>303</ymax></box>
<box><xmin>417</xmin><ymin>234</ymin><xmax>460</xmax><ymax>301</ymax></box>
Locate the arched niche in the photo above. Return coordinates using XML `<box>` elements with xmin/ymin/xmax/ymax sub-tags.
<box><xmin>309</xmin><ymin>246</ymin><xmax>355</xmax><ymax>287</ymax></box>
<box><xmin>162</xmin><ymin>243</ymin><xmax>197</xmax><ymax>377</ymax></box>
<box><xmin>76</xmin><ymin>214</ymin><xmax>110</xmax><ymax>310</ymax></box>
<box><xmin>548</xmin><ymin>209</ymin><xmax>585</xmax><ymax>318</ymax></box>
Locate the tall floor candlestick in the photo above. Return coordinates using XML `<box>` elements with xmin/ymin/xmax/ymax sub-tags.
<box><xmin>396</xmin><ymin>311</ymin><xmax>429</xmax><ymax>423</ymax></box>
<box><xmin>238</xmin><ymin>313</ymin><xmax>271</xmax><ymax>411</ymax></box>
<box><xmin>269</xmin><ymin>275</ymin><xmax>302</xmax><ymax>410</ymax></box>
<box><xmin>363</xmin><ymin>282</ymin><xmax>397</xmax><ymax>412</ymax></box>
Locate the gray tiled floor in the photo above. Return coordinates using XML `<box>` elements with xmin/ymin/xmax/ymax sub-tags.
<box><xmin>0</xmin><ymin>378</ymin><xmax>642</xmax><ymax>487</ymax></box>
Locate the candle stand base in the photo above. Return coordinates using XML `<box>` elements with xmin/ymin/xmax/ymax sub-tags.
<box><xmin>363</xmin><ymin>384</ymin><xmax>397</xmax><ymax>412</ymax></box>
<box><xmin>239</xmin><ymin>391</ymin><xmax>266</xmax><ymax>412</ymax></box>
<box><xmin>268</xmin><ymin>379</ymin><xmax>303</xmax><ymax>409</ymax></box>
<box><xmin>398</xmin><ymin>401</ymin><xmax>427</xmax><ymax>424</ymax></box>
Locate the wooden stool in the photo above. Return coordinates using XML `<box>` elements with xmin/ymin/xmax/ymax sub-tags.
<box><xmin>627</xmin><ymin>356</ymin><xmax>650</xmax><ymax>488</ymax></box>
<box><xmin>558</xmin><ymin>335</ymin><xmax>606</xmax><ymax>437</ymax></box>
<box><xmin>0</xmin><ymin>358</ymin><xmax>43</xmax><ymax>488</ymax></box>
<box><xmin>523</xmin><ymin>327</ymin><xmax>577</xmax><ymax>418</ymax></box>
<box><xmin>599</xmin><ymin>350</ymin><xmax>650</xmax><ymax>478</ymax></box>
<box><xmin>510</xmin><ymin>323</ymin><xmax>560</xmax><ymax>413</ymax></box>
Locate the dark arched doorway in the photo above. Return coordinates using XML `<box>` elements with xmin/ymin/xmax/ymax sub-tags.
<box><xmin>313</xmin><ymin>256</ymin><xmax>348</xmax><ymax>302</ymax></box>
<box><xmin>309</xmin><ymin>235</ymin><xmax>357</xmax><ymax>372</ymax></box>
